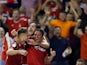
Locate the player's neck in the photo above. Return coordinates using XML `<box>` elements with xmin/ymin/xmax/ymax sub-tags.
<box><xmin>14</xmin><ymin>19</ymin><xmax>20</xmax><ymax>23</ymax></box>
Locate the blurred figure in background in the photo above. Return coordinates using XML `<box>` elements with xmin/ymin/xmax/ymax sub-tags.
<box><xmin>74</xmin><ymin>19</ymin><xmax>87</xmax><ymax>65</ymax></box>
<box><xmin>76</xmin><ymin>59</ymin><xmax>85</xmax><ymax>65</ymax></box>
<box><xmin>42</xmin><ymin>0</ymin><xmax>62</xmax><ymax>18</ymax></box>
<box><xmin>50</xmin><ymin>11</ymin><xmax>77</xmax><ymax>39</ymax></box>
<box><xmin>49</xmin><ymin>26</ymin><xmax>72</xmax><ymax>65</ymax></box>
<box><xmin>21</xmin><ymin>0</ymin><xmax>42</xmax><ymax>17</ymax></box>
<box><xmin>0</xmin><ymin>27</ymin><xmax>5</xmax><ymax>65</ymax></box>
<box><xmin>0</xmin><ymin>9</ymin><xmax>28</xmax><ymax>37</ymax></box>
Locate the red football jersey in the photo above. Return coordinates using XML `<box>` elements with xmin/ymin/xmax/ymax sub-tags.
<box><xmin>20</xmin><ymin>14</ymin><xmax>30</xmax><ymax>19</ymax></box>
<box><xmin>6</xmin><ymin>18</ymin><xmax>28</xmax><ymax>37</ymax></box>
<box><xmin>6</xmin><ymin>42</ymin><xmax>27</xmax><ymax>65</ymax></box>
<box><xmin>27</xmin><ymin>46</ymin><xmax>47</xmax><ymax>65</ymax></box>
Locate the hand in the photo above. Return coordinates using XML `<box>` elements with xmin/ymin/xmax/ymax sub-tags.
<box><xmin>77</xmin><ymin>19</ymin><xmax>82</xmax><ymax>26</ymax></box>
<box><xmin>29</xmin><ymin>8</ymin><xmax>35</xmax><ymax>15</ymax></box>
<box><xmin>28</xmin><ymin>39</ymin><xmax>39</xmax><ymax>45</ymax></box>
<box><xmin>50</xmin><ymin>48</ymin><xmax>56</xmax><ymax>57</ymax></box>
<box><xmin>11</xmin><ymin>29</ymin><xmax>17</xmax><ymax>37</ymax></box>
<box><xmin>77</xmin><ymin>19</ymin><xmax>82</xmax><ymax>23</ymax></box>
<box><xmin>62</xmin><ymin>47</ymin><xmax>72</xmax><ymax>58</ymax></box>
<box><xmin>18</xmin><ymin>50</ymin><xmax>28</xmax><ymax>56</ymax></box>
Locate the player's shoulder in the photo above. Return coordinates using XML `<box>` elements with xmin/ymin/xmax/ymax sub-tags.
<box><xmin>7</xmin><ymin>17</ymin><xmax>13</xmax><ymax>20</ymax></box>
<box><xmin>20</xmin><ymin>18</ymin><xmax>28</xmax><ymax>21</ymax></box>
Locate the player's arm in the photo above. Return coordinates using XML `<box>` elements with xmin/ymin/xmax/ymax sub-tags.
<box><xmin>44</xmin><ymin>48</ymin><xmax>56</xmax><ymax>64</ymax></box>
<box><xmin>34</xmin><ymin>1</ymin><xmax>42</xmax><ymax>16</ymax></box>
<box><xmin>42</xmin><ymin>0</ymin><xmax>50</xmax><ymax>9</ymax></box>
<box><xmin>39</xmin><ymin>36</ymin><xmax>50</xmax><ymax>49</ymax></box>
<box><xmin>73</xmin><ymin>19</ymin><xmax>83</xmax><ymax>38</ymax></box>
<box><xmin>6</xmin><ymin>48</ymin><xmax>27</xmax><ymax>56</ymax></box>
<box><xmin>69</xmin><ymin>2</ymin><xmax>82</xmax><ymax>19</ymax></box>
<box><xmin>0</xmin><ymin>15</ymin><xmax>6</xmax><ymax>23</ymax></box>
<box><xmin>28</xmin><ymin>36</ymin><xmax>50</xmax><ymax>49</ymax></box>
<box><xmin>53</xmin><ymin>0</ymin><xmax>62</xmax><ymax>9</ymax></box>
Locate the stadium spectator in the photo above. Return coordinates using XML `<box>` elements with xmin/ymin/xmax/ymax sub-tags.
<box><xmin>6</xmin><ymin>28</ymin><xmax>28</xmax><ymax>65</ymax></box>
<box><xmin>50</xmin><ymin>11</ymin><xmax>77</xmax><ymax>39</ymax></box>
<box><xmin>74</xmin><ymin>19</ymin><xmax>87</xmax><ymax>65</ymax></box>
<box><xmin>76</xmin><ymin>59</ymin><xmax>85</xmax><ymax>65</ymax></box>
<box><xmin>0</xmin><ymin>9</ymin><xmax>28</xmax><ymax>37</ymax></box>
<box><xmin>21</xmin><ymin>0</ymin><xmax>42</xmax><ymax>17</ymax></box>
<box><xmin>49</xmin><ymin>26</ymin><xmax>72</xmax><ymax>65</ymax></box>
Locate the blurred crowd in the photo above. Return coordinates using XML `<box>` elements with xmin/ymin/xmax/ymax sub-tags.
<box><xmin>0</xmin><ymin>0</ymin><xmax>87</xmax><ymax>65</ymax></box>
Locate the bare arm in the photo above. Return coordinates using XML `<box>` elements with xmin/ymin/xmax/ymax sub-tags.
<box><xmin>35</xmin><ymin>2</ymin><xmax>42</xmax><ymax>16</ymax></box>
<box><xmin>27</xmin><ymin>37</ymin><xmax>50</xmax><ymax>49</ymax></box>
<box><xmin>6</xmin><ymin>49</ymin><xmax>27</xmax><ymax>56</ymax></box>
<box><xmin>69</xmin><ymin>2</ymin><xmax>82</xmax><ymax>19</ymax></box>
<box><xmin>42</xmin><ymin>0</ymin><xmax>50</xmax><ymax>9</ymax></box>
<box><xmin>53</xmin><ymin>0</ymin><xmax>62</xmax><ymax>9</ymax></box>
<box><xmin>73</xmin><ymin>19</ymin><xmax>83</xmax><ymax>38</ymax></box>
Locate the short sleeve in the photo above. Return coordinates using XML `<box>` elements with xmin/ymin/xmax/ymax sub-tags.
<box><xmin>70</xmin><ymin>21</ymin><xmax>77</xmax><ymax>27</ymax></box>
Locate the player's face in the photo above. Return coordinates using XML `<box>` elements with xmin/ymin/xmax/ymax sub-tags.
<box><xmin>19</xmin><ymin>33</ymin><xmax>28</xmax><ymax>42</ymax></box>
<box><xmin>0</xmin><ymin>27</ymin><xmax>5</xmax><ymax>38</ymax></box>
<box><xmin>34</xmin><ymin>31</ymin><xmax>43</xmax><ymax>41</ymax></box>
<box><xmin>12</xmin><ymin>10</ymin><xmax>20</xmax><ymax>21</ymax></box>
<box><xmin>85</xmin><ymin>26</ymin><xmax>87</xmax><ymax>34</ymax></box>
<box><xmin>76</xmin><ymin>62</ymin><xmax>85</xmax><ymax>65</ymax></box>
<box><xmin>54</xmin><ymin>27</ymin><xmax>62</xmax><ymax>37</ymax></box>
<box><xmin>28</xmin><ymin>23</ymin><xmax>36</xmax><ymax>35</ymax></box>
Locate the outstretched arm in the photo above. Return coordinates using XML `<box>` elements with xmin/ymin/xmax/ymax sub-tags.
<box><xmin>73</xmin><ymin>19</ymin><xmax>83</xmax><ymax>38</ymax></box>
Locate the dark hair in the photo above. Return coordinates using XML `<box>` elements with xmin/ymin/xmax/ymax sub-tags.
<box><xmin>35</xmin><ymin>29</ymin><xmax>44</xmax><ymax>37</ymax></box>
<box><xmin>18</xmin><ymin>27</ymin><xmax>27</xmax><ymax>36</ymax></box>
<box><xmin>76</xmin><ymin>59</ymin><xmax>85</xmax><ymax>64</ymax></box>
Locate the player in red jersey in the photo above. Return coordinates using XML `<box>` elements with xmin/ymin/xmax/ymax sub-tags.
<box><xmin>19</xmin><ymin>6</ymin><xmax>29</xmax><ymax>19</ymax></box>
<box><xmin>10</xmin><ymin>22</ymin><xmax>55</xmax><ymax>65</ymax></box>
<box><xmin>6</xmin><ymin>28</ymin><xmax>28</xmax><ymax>65</ymax></box>
<box><xmin>27</xmin><ymin>29</ymin><xmax>56</xmax><ymax>65</ymax></box>
<box><xmin>0</xmin><ymin>9</ymin><xmax>28</xmax><ymax>37</ymax></box>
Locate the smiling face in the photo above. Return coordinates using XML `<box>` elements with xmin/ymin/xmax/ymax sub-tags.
<box><xmin>12</xmin><ymin>9</ymin><xmax>20</xmax><ymax>21</ymax></box>
<box><xmin>54</xmin><ymin>27</ymin><xmax>62</xmax><ymax>37</ymax></box>
<box><xmin>34</xmin><ymin>30</ymin><xmax>43</xmax><ymax>42</ymax></box>
<box><xmin>28</xmin><ymin>23</ymin><xmax>36</xmax><ymax>35</ymax></box>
